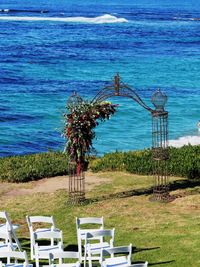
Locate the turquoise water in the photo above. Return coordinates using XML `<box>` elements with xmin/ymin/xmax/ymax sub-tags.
<box><xmin>0</xmin><ymin>0</ymin><xmax>200</xmax><ymax>157</ymax></box>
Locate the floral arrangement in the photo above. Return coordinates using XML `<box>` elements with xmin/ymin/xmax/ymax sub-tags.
<box><xmin>64</xmin><ymin>99</ymin><xmax>117</xmax><ymax>173</ymax></box>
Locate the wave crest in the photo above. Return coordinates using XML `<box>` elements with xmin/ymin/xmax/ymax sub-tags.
<box><xmin>169</xmin><ymin>135</ymin><xmax>200</xmax><ymax>148</ymax></box>
<box><xmin>0</xmin><ymin>14</ymin><xmax>128</xmax><ymax>24</ymax></box>
<box><xmin>173</xmin><ymin>17</ymin><xmax>200</xmax><ymax>21</ymax></box>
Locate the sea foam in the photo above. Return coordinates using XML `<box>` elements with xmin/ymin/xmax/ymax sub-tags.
<box><xmin>0</xmin><ymin>14</ymin><xmax>128</xmax><ymax>24</ymax></box>
<box><xmin>169</xmin><ymin>135</ymin><xmax>200</xmax><ymax>148</ymax></box>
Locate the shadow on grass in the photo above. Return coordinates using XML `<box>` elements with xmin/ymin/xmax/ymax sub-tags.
<box><xmin>84</xmin><ymin>179</ymin><xmax>199</xmax><ymax>204</ymax></box>
<box><xmin>19</xmin><ymin>237</ymin><xmax>31</xmax><ymax>251</ymax></box>
<box><xmin>133</xmin><ymin>246</ymin><xmax>160</xmax><ymax>253</ymax></box>
<box><xmin>148</xmin><ymin>260</ymin><xmax>175</xmax><ymax>266</ymax></box>
<box><xmin>64</xmin><ymin>244</ymin><xmax>79</xmax><ymax>251</ymax></box>
<box><xmin>170</xmin><ymin>179</ymin><xmax>200</xmax><ymax>192</ymax></box>
<box><xmin>132</xmin><ymin>247</ymin><xmax>175</xmax><ymax>266</ymax></box>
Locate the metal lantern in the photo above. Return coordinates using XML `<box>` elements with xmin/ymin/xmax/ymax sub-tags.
<box><xmin>151</xmin><ymin>88</ymin><xmax>167</xmax><ymax>111</ymax></box>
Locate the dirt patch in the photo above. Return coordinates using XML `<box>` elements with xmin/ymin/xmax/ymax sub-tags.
<box><xmin>2</xmin><ymin>172</ymin><xmax>110</xmax><ymax>198</ymax></box>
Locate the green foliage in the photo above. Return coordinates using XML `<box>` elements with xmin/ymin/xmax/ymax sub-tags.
<box><xmin>0</xmin><ymin>152</ymin><xmax>69</xmax><ymax>183</ymax></box>
<box><xmin>0</xmin><ymin>145</ymin><xmax>199</xmax><ymax>183</ymax></box>
<box><xmin>90</xmin><ymin>145</ymin><xmax>200</xmax><ymax>179</ymax></box>
<box><xmin>168</xmin><ymin>145</ymin><xmax>200</xmax><ymax>179</ymax></box>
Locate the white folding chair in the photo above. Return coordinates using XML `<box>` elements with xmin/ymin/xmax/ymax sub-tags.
<box><xmin>0</xmin><ymin>250</ymin><xmax>32</xmax><ymax>267</ymax></box>
<box><xmin>76</xmin><ymin>217</ymin><xmax>104</xmax><ymax>262</ymax></box>
<box><xmin>49</xmin><ymin>251</ymin><xmax>81</xmax><ymax>267</ymax></box>
<box><xmin>84</xmin><ymin>229</ymin><xmax>115</xmax><ymax>267</ymax></box>
<box><xmin>100</xmin><ymin>244</ymin><xmax>132</xmax><ymax>267</ymax></box>
<box><xmin>0</xmin><ymin>212</ymin><xmax>21</xmax><ymax>251</ymax></box>
<box><xmin>34</xmin><ymin>230</ymin><xmax>64</xmax><ymax>267</ymax></box>
<box><xmin>26</xmin><ymin>216</ymin><xmax>61</xmax><ymax>260</ymax></box>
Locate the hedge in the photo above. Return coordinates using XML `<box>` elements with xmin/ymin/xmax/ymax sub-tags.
<box><xmin>90</xmin><ymin>145</ymin><xmax>200</xmax><ymax>180</ymax></box>
<box><xmin>0</xmin><ymin>145</ymin><xmax>199</xmax><ymax>183</ymax></box>
<box><xmin>0</xmin><ymin>152</ymin><xmax>69</xmax><ymax>182</ymax></box>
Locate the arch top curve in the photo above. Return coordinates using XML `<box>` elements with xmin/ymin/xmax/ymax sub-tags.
<box><xmin>92</xmin><ymin>74</ymin><xmax>153</xmax><ymax>113</ymax></box>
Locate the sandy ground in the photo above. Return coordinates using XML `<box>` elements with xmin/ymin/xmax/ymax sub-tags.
<box><xmin>2</xmin><ymin>172</ymin><xmax>110</xmax><ymax>197</ymax></box>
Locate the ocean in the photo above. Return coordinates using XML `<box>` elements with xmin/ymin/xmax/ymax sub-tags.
<box><xmin>0</xmin><ymin>0</ymin><xmax>200</xmax><ymax>157</ymax></box>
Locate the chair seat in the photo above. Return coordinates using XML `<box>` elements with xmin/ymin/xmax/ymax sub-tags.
<box><xmin>129</xmin><ymin>264</ymin><xmax>148</xmax><ymax>267</ymax></box>
<box><xmin>4</xmin><ymin>264</ymin><xmax>33</xmax><ymax>267</ymax></box>
<box><xmin>0</xmin><ymin>224</ymin><xmax>19</xmax><ymax>232</ymax></box>
<box><xmin>0</xmin><ymin>242</ymin><xmax>17</xmax><ymax>251</ymax></box>
<box><xmin>36</xmin><ymin>245</ymin><xmax>63</xmax><ymax>258</ymax></box>
<box><xmin>79</xmin><ymin>229</ymin><xmax>100</xmax><ymax>238</ymax></box>
<box><xmin>35</xmin><ymin>228</ymin><xmax>61</xmax><ymax>234</ymax></box>
<box><xmin>51</xmin><ymin>263</ymin><xmax>79</xmax><ymax>267</ymax></box>
<box><xmin>105</xmin><ymin>264</ymin><xmax>129</xmax><ymax>267</ymax></box>
<box><xmin>103</xmin><ymin>256</ymin><xmax>129</xmax><ymax>267</ymax></box>
<box><xmin>86</xmin><ymin>242</ymin><xmax>110</xmax><ymax>254</ymax></box>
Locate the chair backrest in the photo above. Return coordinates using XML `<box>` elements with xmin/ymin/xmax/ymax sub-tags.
<box><xmin>85</xmin><ymin>229</ymin><xmax>114</xmax><ymax>240</ymax></box>
<box><xmin>85</xmin><ymin>229</ymin><xmax>115</xmax><ymax>250</ymax></box>
<box><xmin>26</xmin><ymin>216</ymin><xmax>56</xmax><ymax>232</ymax></box>
<box><xmin>76</xmin><ymin>217</ymin><xmax>104</xmax><ymax>230</ymax></box>
<box><xmin>33</xmin><ymin>230</ymin><xmax>63</xmax><ymax>244</ymax></box>
<box><xmin>0</xmin><ymin>250</ymin><xmax>29</xmax><ymax>267</ymax></box>
<box><xmin>49</xmin><ymin>251</ymin><xmax>81</xmax><ymax>266</ymax></box>
<box><xmin>101</xmin><ymin>245</ymin><xmax>132</xmax><ymax>267</ymax></box>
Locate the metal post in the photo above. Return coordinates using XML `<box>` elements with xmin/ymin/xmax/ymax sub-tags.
<box><xmin>151</xmin><ymin>110</ymin><xmax>170</xmax><ymax>201</ymax></box>
<box><xmin>68</xmin><ymin>161</ymin><xmax>85</xmax><ymax>205</ymax></box>
<box><xmin>150</xmin><ymin>88</ymin><xmax>173</xmax><ymax>201</ymax></box>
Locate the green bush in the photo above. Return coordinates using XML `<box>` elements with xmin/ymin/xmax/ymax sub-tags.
<box><xmin>0</xmin><ymin>152</ymin><xmax>69</xmax><ymax>182</ymax></box>
<box><xmin>0</xmin><ymin>145</ymin><xmax>199</xmax><ymax>183</ymax></box>
<box><xmin>90</xmin><ymin>145</ymin><xmax>200</xmax><ymax>180</ymax></box>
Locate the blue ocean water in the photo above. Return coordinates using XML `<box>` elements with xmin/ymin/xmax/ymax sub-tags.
<box><xmin>0</xmin><ymin>0</ymin><xmax>200</xmax><ymax>157</ymax></box>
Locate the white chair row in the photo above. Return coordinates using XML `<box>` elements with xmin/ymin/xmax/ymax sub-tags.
<box><xmin>0</xmin><ymin>248</ymin><xmax>147</xmax><ymax>267</ymax></box>
<box><xmin>0</xmin><ymin>213</ymin><xmax>148</xmax><ymax>267</ymax></box>
<box><xmin>0</xmin><ymin>250</ymin><xmax>81</xmax><ymax>267</ymax></box>
<box><xmin>76</xmin><ymin>217</ymin><xmax>148</xmax><ymax>267</ymax></box>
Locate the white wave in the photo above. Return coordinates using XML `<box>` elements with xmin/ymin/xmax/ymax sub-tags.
<box><xmin>173</xmin><ymin>16</ymin><xmax>200</xmax><ymax>21</ymax></box>
<box><xmin>169</xmin><ymin>135</ymin><xmax>200</xmax><ymax>148</ymax></box>
<box><xmin>0</xmin><ymin>14</ymin><xmax>128</xmax><ymax>24</ymax></box>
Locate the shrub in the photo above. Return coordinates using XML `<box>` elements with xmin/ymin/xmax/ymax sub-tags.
<box><xmin>0</xmin><ymin>152</ymin><xmax>69</xmax><ymax>182</ymax></box>
<box><xmin>90</xmin><ymin>145</ymin><xmax>200</xmax><ymax>180</ymax></box>
<box><xmin>0</xmin><ymin>145</ymin><xmax>199</xmax><ymax>183</ymax></box>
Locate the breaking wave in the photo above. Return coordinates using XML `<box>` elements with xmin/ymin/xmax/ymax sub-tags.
<box><xmin>0</xmin><ymin>14</ymin><xmax>128</xmax><ymax>24</ymax></box>
<box><xmin>169</xmin><ymin>135</ymin><xmax>200</xmax><ymax>148</ymax></box>
<box><xmin>0</xmin><ymin>9</ymin><xmax>48</xmax><ymax>13</ymax></box>
<box><xmin>173</xmin><ymin>17</ymin><xmax>200</xmax><ymax>21</ymax></box>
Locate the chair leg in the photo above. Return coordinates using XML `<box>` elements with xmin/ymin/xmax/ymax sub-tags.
<box><xmin>35</xmin><ymin>256</ymin><xmax>40</xmax><ymax>267</ymax></box>
<box><xmin>84</xmin><ymin>254</ymin><xmax>86</xmax><ymax>267</ymax></box>
<box><xmin>7</xmin><ymin>257</ymin><xmax>10</xmax><ymax>264</ymax></box>
<box><xmin>89</xmin><ymin>259</ymin><xmax>93</xmax><ymax>267</ymax></box>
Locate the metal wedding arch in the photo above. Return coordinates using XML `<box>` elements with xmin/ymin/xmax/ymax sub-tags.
<box><xmin>67</xmin><ymin>74</ymin><xmax>170</xmax><ymax>204</ymax></box>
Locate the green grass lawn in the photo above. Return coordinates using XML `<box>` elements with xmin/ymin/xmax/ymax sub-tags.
<box><xmin>0</xmin><ymin>171</ymin><xmax>200</xmax><ymax>267</ymax></box>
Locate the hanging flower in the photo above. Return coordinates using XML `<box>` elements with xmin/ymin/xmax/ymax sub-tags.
<box><xmin>64</xmin><ymin>100</ymin><xmax>117</xmax><ymax>166</ymax></box>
